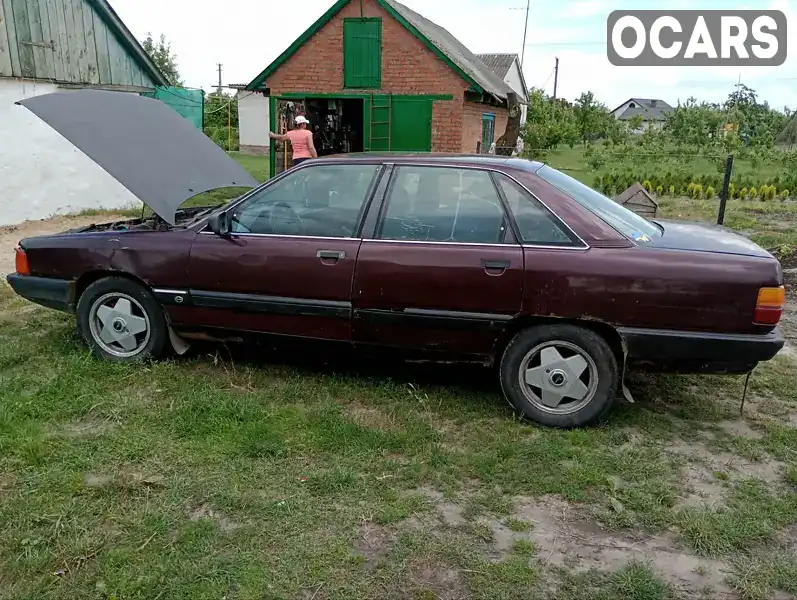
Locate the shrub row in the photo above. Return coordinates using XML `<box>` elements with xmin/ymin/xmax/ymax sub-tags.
<box><xmin>594</xmin><ymin>170</ymin><xmax>794</xmax><ymax>200</ymax></box>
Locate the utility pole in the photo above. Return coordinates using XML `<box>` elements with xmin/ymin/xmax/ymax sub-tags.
<box><xmin>552</xmin><ymin>57</ymin><xmax>559</xmax><ymax>120</ymax></box>
<box><xmin>520</xmin><ymin>0</ymin><xmax>531</xmax><ymax>69</ymax></box>
<box><xmin>216</xmin><ymin>63</ymin><xmax>223</xmax><ymax>96</ymax></box>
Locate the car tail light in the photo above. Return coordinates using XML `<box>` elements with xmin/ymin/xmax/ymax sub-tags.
<box><xmin>14</xmin><ymin>248</ymin><xmax>30</xmax><ymax>276</ymax></box>
<box><xmin>754</xmin><ymin>286</ymin><xmax>785</xmax><ymax>325</ymax></box>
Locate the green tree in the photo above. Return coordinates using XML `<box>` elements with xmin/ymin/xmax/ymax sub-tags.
<box><xmin>724</xmin><ymin>84</ymin><xmax>790</xmax><ymax>148</ymax></box>
<box><xmin>141</xmin><ymin>33</ymin><xmax>181</xmax><ymax>86</ymax></box>
<box><xmin>203</xmin><ymin>91</ymin><xmax>239</xmax><ymax>151</ymax></box>
<box><xmin>519</xmin><ymin>88</ymin><xmax>579</xmax><ymax>158</ymax></box>
<box><xmin>574</xmin><ymin>92</ymin><xmax>612</xmax><ymax>144</ymax></box>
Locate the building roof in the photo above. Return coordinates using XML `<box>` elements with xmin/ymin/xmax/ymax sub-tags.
<box><xmin>245</xmin><ymin>0</ymin><xmax>513</xmax><ymax>102</ymax></box>
<box><xmin>476</xmin><ymin>53</ymin><xmax>528</xmax><ymax>97</ymax></box>
<box><xmin>611</xmin><ymin>98</ymin><xmax>674</xmax><ymax>121</ymax></box>
<box><xmin>0</xmin><ymin>0</ymin><xmax>168</xmax><ymax>86</ymax></box>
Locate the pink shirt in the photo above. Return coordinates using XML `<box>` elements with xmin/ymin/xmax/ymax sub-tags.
<box><xmin>285</xmin><ymin>129</ymin><xmax>313</xmax><ymax>159</ymax></box>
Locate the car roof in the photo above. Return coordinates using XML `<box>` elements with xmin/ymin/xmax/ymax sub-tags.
<box><xmin>319</xmin><ymin>153</ymin><xmax>544</xmax><ymax>172</ymax></box>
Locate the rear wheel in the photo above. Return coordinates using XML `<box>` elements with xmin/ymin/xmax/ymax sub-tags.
<box><xmin>500</xmin><ymin>324</ymin><xmax>619</xmax><ymax>428</ymax></box>
<box><xmin>77</xmin><ymin>277</ymin><xmax>168</xmax><ymax>362</ymax></box>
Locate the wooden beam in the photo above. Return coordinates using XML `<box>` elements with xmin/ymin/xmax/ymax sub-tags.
<box><xmin>11</xmin><ymin>0</ymin><xmax>35</xmax><ymax>77</ymax></box>
<box><xmin>90</xmin><ymin>6</ymin><xmax>109</xmax><ymax>83</ymax></box>
<box><xmin>81</xmin><ymin>0</ymin><xmax>97</xmax><ymax>82</ymax></box>
<box><xmin>44</xmin><ymin>0</ymin><xmax>65</xmax><ymax>80</ymax></box>
<box><xmin>60</xmin><ymin>0</ymin><xmax>79</xmax><ymax>81</ymax></box>
<box><xmin>0</xmin><ymin>0</ymin><xmax>14</xmax><ymax>75</ymax></box>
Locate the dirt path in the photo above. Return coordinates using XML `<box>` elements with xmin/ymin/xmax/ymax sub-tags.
<box><xmin>0</xmin><ymin>214</ymin><xmax>126</xmax><ymax>276</ymax></box>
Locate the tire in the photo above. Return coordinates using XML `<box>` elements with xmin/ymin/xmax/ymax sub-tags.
<box><xmin>76</xmin><ymin>277</ymin><xmax>168</xmax><ymax>363</ymax></box>
<box><xmin>499</xmin><ymin>324</ymin><xmax>619</xmax><ymax>428</ymax></box>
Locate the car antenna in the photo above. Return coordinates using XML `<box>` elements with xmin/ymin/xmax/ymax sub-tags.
<box><xmin>739</xmin><ymin>371</ymin><xmax>753</xmax><ymax>415</ymax></box>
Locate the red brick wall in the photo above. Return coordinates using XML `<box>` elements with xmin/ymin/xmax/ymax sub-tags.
<box><xmin>461</xmin><ymin>101</ymin><xmax>509</xmax><ymax>153</ymax></box>
<box><xmin>266</xmin><ymin>0</ymin><xmax>473</xmax><ymax>152</ymax></box>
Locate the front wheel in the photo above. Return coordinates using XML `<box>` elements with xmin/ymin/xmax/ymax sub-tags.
<box><xmin>500</xmin><ymin>324</ymin><xmax>619</xmax><ymax>428</ymax></box>
<box><xmin>76</xmin><ymin>277</ymin><xmax>168</xmax><ymax>362</ymax></box>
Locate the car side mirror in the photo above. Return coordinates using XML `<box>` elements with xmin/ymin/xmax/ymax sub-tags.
<box><xmin>208</xmin><ymin>212</ymin><xmax>231</xmax><ymax>237</ymax></box>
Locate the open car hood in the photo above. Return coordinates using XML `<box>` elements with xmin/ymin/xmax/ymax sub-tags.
<box><xmin>17</xmin><ymin>90</ymin><xmax>259</xmax><ymax>225</ymax></box>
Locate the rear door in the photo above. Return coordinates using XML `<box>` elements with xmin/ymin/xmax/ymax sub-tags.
<box><xmin>178</xmin><ymin>162</ymin><xmax>383</xmax><ymax>341</ymax></box>
<box><xmin>352</xmin><ymin>165</ymin><xmax>524</xmax><ymax>356</ymax></box>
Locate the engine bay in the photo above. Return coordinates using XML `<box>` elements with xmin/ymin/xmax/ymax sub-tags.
<box><xmin>67</xmin><ymin>206</ymin><xmax>217</xmax><ymax>233</ymax></box>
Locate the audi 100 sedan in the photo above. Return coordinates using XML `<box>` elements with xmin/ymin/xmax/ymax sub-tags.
<box><xmin>7</xmin><ymin>90</ymin><xmax>786</xmax><ymax>428</ymax></box>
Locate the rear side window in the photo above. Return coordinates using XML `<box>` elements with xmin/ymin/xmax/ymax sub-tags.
<box><xmin>378</xmin><ymin>166</ymin><xmax>511</xmax><ymax>244</ymax></box>
<box><xmin>495</xmin><ymin>174</ymin><xmax>578</xmax><ymax>246</ymax></box>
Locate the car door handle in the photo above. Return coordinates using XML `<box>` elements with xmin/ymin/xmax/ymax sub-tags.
<box><xmin>483</xmin><ymin>260</ymin><xmax>510</xmax><ymax>272</ymax></box>
<box><xmin>317</xmin><ymin>250</ymin><xmax>346</xmax><ymax>262</ymax></box>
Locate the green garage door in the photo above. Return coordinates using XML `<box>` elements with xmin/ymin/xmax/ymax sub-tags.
<box><xmin>370</xmin><ymin>95</ymin><xmax>433</xmax><ymax>152</ymax></box>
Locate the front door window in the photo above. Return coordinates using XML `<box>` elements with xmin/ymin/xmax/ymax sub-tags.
<box><xmin>230</xmin><ymin>164</ymin><xmax>380</xmax><ymax>238</ymax></box>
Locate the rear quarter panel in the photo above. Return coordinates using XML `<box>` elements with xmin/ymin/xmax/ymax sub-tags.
<box><xmin>521</xmin><ymin>246</ymin><xmax>782</xmax><ymax>335</ymax></box>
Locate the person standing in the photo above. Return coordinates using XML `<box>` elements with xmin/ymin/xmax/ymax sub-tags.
<box><xmin>269</xmin><ymin>115</ymin><xmax>317</xmax><ymax>167</ymax></box>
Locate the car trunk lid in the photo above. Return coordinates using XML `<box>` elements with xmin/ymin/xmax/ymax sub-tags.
<box><xmin>647</xmin><ymin>220</ymin><xmax>774</xmax><ymax>259</ymax></box>
<box><xmin>17</xmin><ymin>89</ymin><xmax>259</xmax><ymax>226</ymax></box>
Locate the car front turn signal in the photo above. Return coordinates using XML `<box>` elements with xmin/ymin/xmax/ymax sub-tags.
<box><xmin>754</xmin><ymin>286</ymin><xmax>785</xmax><ymax>325</ymax></box>
<box><xmin>14</xmin><ymin>248</ymin><xmax>29</xmax><ymax>276</ymax></box>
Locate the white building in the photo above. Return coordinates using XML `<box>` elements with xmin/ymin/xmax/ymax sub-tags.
<box><xmin>476</xmin><ymin>54</ymin><xmax>529</xmax><ymax>125</ymax></box>
<box><xmin>232</xmin><ymin>86</ymin><xmax>271</xmax><ymax>155</ymax></box>
<box><xmin>0</xmin><ymin>0</ymin><xmax>168</xmax><ymax>226</ymax></box>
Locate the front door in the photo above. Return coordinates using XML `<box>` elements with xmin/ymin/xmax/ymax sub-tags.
<box><xmin>352</xmin><ymin>165</ymin><xmax>524</xmax><ymax>356</ymax></box>
<box><xmin>181</xmin><ymin>162</ymin><xmax>383</xmax><ymax>341</ymax></box>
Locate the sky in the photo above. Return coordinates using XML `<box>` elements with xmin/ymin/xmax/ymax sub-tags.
<box><xmin>111</xmin><ymin>0</ymin><xmax>795</xmax><ymax>111</ymax></box>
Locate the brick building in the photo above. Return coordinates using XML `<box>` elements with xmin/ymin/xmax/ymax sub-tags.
<box><xmin>244</xmin><ymin>0</ymin><xmax>513</xmax><ymax>175</ymax></box>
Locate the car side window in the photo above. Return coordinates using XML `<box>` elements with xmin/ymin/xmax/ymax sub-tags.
<box><xmin>378</xmin><ymin>166</ymin><xmax>510</xmax><ymax>244</ymax></box>
<box><xmin>230</xmin><ymin>164</ymin><xmax>379</xmax><ymax>237</ymax></box>
<box><xmin>495</xmin><ymin>174</ymin><xmax>577</xmax><ymax>246</ymax></box>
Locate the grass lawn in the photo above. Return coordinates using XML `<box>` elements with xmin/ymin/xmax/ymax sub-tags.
<box><xmin>3</xmin><ymin>152</ymin><xmax>797</xmax><ymax>599</ymax></box>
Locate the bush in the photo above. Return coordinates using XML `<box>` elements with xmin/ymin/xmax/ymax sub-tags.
<box><xmin>691</xmin><ymin>184</ymin><xmax>703</xmax><ymax>199</ymax></box>
<box><xmin>782</xmin><ymin>189</ymin><xmax>790</xmax><ymax>200</ymax></box>
<box><xmin>705</xmin><ymin>186</ymin><xmax>716</xmax><ymax>199</ymax></box>
<box><xmin>728</xmin><ymin>183</ymin><xmax>736</xmax><ymax>199</ymax></box>
<box><xmin>655</xmin><ymin>185</ymin><xmax>664</xmax><ymax>196</ymax></box>
<box><xmin>668</xmin><ymin>185</ymin><xmax>675</xmax><ymax>196</ymax></box>
<box><xmin>740</xmin><ymin>187</ymin><xmax>749</xmax><ymax>199</ymax></box>
<box><xmin>749</xmin><ymin>187</ymin><xmax>758</xmax><ymax>199</ymax></box>
<box><xmin>642</xmin><ymin>180</ymin><xmax>653</xmax><ymax>193</ymax></box>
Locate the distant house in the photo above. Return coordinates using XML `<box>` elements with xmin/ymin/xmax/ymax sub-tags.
<box><xmin>0</xmin><ymin>0</ymin><xmax>169</xmax><ymax>225</ymax></box>
<box><xmin>610</xmin><ymin>98</ymin><xmax>673</xmax><ymax>133</ymax></box>
<box><xmin>476</xmin><ymin>53</ymin><xmax>528</xmax><ymax>125</ymax></box>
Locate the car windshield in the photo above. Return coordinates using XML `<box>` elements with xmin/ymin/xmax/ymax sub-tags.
<box><xmin>535</xmin><ymin>165</ymin><xmax>661</xmax><ymax>242</ymax></box>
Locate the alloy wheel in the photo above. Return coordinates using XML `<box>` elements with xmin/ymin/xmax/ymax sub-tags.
<box><xmin>88</xmin><ymin>292</ymin><xmax>151</xmax><ymax>358</ymax></box>
<box><xmin>517</xmin><ymin>340</ymin><xmax>599</xmax><ymax>415</ymax></box>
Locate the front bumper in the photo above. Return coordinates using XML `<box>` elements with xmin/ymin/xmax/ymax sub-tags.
<box><xmin>619</xmin><ymin>326</ymin><xmax>786</xmax><ymax>374</ymax></box>
<box><xmin>6</xmin><ymin>274</ymin><xmax>76</xmax><ymax>313</ymax></box>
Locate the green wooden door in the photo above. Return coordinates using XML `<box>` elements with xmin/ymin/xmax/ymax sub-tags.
<box><xmin>390</xmin><ymin>97</ymin><xmax>433</xmax><ymax>152</ymax></box>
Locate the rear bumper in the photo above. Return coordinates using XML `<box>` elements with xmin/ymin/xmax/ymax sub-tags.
<box><xmin>6</xmin><ymin>274</ymin><xmax>76</xmax><ymax>313</ymax></box>
<box><xmin>619</xmin><ymin>326</ymin><xmax>785</xmax><ymax>374</ymax></box>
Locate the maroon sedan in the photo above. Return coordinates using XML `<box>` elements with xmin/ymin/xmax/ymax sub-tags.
<box><xmin>7</xmin><ymin>91</ymin><xmax>786</xmax><ymax>428</ymax></box>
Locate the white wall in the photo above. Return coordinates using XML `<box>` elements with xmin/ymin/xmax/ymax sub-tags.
<box><xmin>503</xmin><ymin>60</ymin><xmax>527</xmax><ymax>125</ymax></box>
<box><xmin>0</xmin><ymin>78</ymin><xmax>140</xmax><ymax>227</ymax></box>
<box><xmin>238</xmin><ymin>91</ymin><xmax>270</xmax><ymax>153</ymax></box>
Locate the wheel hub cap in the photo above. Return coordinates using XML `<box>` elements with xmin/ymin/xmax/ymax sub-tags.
<box><xmin>89</xmin><ymin>294</ymin><xmax>150</xmax><ymax>356</ymax></box>
<box><xmin>521</xmin><ymin>343</ymin><xmax>596</xmax><ymax>413</ymax></box>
